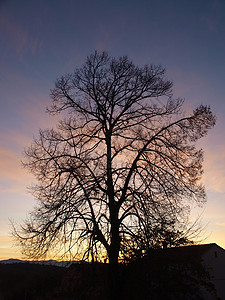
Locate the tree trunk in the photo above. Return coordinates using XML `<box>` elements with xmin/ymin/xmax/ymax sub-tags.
<box><xmin>108</xmin><ymin>243</ymin><xmax>121</xmax><ymax>300</ymax></box>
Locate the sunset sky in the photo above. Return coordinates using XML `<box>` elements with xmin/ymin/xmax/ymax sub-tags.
<box><xmin>1</xmin><ymin>0</ymin><xmax>225</xmax><ymax>259</ymax></box>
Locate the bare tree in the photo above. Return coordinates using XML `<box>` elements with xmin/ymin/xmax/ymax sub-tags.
<box><xmin>14</xmin><ymin>51</ymin><xmax>215</xmax><ymax>297</ymax></box>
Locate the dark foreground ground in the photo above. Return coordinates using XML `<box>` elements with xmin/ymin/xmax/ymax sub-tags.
<box><xmin>0</xmin><ymin>262</ymin><xmax>112</xmax><ymax>300</ymax></box>
<box><xmin>0</xmin><ymin>253</ymin><xmax>216</xmax><ymax>300</ymax></box>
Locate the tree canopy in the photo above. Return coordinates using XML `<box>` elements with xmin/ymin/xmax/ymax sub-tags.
<box><xmin>15</xmin><ymin>51</ymin><xmax>215</xmax><ymax>268</ymax></box>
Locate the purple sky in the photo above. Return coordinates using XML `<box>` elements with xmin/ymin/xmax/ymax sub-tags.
<box><xmin>1</xmin><ymin>0</ymin><xmax>225</xmax><ymax>259</ymax></box>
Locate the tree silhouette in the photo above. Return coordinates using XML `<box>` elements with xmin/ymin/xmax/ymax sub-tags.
<box><xmin>14</xmin><ymin>51</ymin><xmax>215</xmax><ymax>298</ymax></box>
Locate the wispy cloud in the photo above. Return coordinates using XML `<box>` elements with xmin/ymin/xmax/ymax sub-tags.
<box><xmin>202</xmin><ymin>143</ymin><xmax>225</xmax><ymax>194</ymax></box>
<box><xmin>20</xmin><ymin>95</ymin><xmax>60</xmax><ymax>130</ymax></box>
<box><xmin>169</xmin><ymin>66</ymin><xmax>206</xmax><ymax>99</ymax></box>
<box><xmin>201</xmin><ymin>14</ymin><xmax>217</xmax><ymax>32</ymax></box>
<box><xmin>215</xmin><ymin>222</ymin><xmax>225</xmax><ymax>227</ymax></box>
<box><xmin>0</xmin><ymin>242</ymin><xmax>22</xmax><ymax>260</ymax></box>
<box><xmin>0</xmin><ymin>9</ymin><xmax>42</xmax><ymax>59</ymax></box>
<box><xmin>0</xmin><ymin>236</ymin><xmax>13</xmax><ymax>243</ymax></box>
<box><xmin>200</xmin><ymin>0</ymin><xmax>221</xmax><ymax>33</ymax></box>
<box><xmin>0</xmin><ymin>144</ymin><xmax>33</xmax><ymax>195</ymax></box>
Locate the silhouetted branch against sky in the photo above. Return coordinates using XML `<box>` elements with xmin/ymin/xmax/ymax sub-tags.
<box><xmin>14</xmin><ymin>52</ymin><xmax>215</xmax><ymax>275</ymax></box>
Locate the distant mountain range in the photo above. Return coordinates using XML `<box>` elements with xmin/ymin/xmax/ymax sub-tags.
<box><xmin>0</xmin><ymin>258</ymin><xmax>77</xmax><ymax>267</ymax></box>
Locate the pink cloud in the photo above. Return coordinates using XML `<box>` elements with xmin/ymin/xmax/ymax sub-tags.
<box><xmin>20</xmin><ymin>95</ymin><xmax>60</xmax><ymax>131</ymax></box>
<box><xmin>0</xmin><ymin>145</ymin><xmax>33</xmax><ymax>194</ymax></box>
<box><xmin>201</xmin><ymin>144</ymin><xmax>225</xmax><ymax>194</ymax></box>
